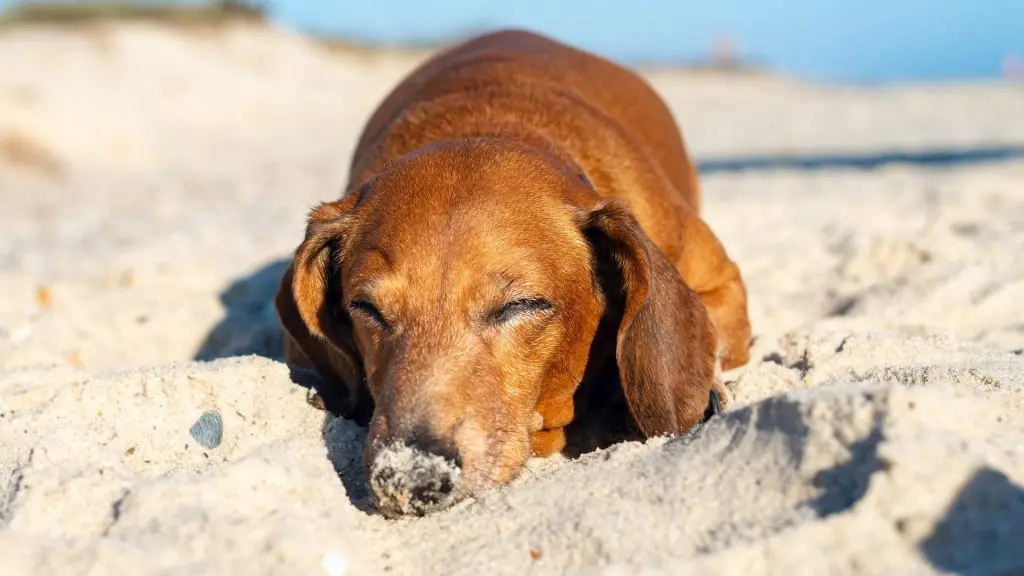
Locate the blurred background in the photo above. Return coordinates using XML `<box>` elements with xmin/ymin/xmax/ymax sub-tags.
<box><xmin>0</xmin><ymin>0</ymin><xmax>1022</xmax><ymax>372</ymax></box>
<box><xmin>278</xmin><ymin>0</ymin><xmax>1024</xmax><ymax>83</ymax></box>
<box><xmin>1</xmin><ymin>0</ymin><xmax>1023</xmax><ymax>82</ymax></box>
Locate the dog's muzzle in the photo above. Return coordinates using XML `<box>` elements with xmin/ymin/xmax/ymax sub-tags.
<box><xmin>368</xmin><ymin>433</ymin><xmax>463</xmax><ymax>518</ymax></box>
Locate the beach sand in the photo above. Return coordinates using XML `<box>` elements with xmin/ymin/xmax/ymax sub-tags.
<box><xmin>1</xmin><ymin>22</ymin><xmax>1023</xmax><ymax>575</ymax></box>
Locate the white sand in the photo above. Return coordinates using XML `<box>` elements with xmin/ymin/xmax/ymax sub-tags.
<box><xmin>1</xmin><ymin>23</ymin><xmax>1023</xmax><ymax>575</ymax></box>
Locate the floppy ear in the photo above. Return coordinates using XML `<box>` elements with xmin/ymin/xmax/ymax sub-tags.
<box><xmin>274</xmin><ymin>198</ymin><xmax>370</xmax><ymax>422</ymax></box>
<box><xmin>578</xmin><ymin>200</ymin><xmax>718</xmax><ymax>437</ymax></box>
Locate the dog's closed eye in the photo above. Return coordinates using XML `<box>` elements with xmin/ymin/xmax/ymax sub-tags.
<box><xmin>490</xmin><ymin>298</ymin><xmax>554</xmax><ymax>324</ymax></box>
<box><xmin>349</xmin><ymin>299</ymin><xmax>393</xmax><ymax>331</ymax></box>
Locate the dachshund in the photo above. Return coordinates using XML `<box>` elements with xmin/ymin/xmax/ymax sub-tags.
<box><xmin>274</xmin><ymin>29</ymin><xmax>751</xmax><ymax>517</ymax></box>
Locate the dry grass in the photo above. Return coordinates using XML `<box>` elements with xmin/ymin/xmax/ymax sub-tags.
<box><xmin>0</xmin><ymin>1</ymin><xmax>266</xmax><ymax>29</ymax></box>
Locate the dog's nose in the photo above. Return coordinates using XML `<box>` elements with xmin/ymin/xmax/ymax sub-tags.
<box><xmin>368</xmin><ymin>429</ymin><xmax>463</xmax><ymax>518</ymax></box>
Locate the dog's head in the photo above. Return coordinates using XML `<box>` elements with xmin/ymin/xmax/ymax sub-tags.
<box><xmin>277</xmin><ymin>139</ymin><xmax>716</xmax><ymax>517</ymax></box>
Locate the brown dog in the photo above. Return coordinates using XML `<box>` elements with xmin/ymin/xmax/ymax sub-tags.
<box><xmin>275</xmin><ymin>29</ymin><xmax>751</xmax><ymax>517</ymax></box>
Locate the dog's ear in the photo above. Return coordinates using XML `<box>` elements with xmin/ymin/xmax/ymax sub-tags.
<box><xmin>275</xmin><ymin>198</ymin><xmax>369</xmax><ymax>421</ymax></box>
<box><xmin>576</xmin><ymin>200</ymin><xmax>717</xmax><ymax>437</ymax></box>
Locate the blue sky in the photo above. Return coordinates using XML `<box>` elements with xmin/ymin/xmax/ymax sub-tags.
<box><xmin>4</xmin><ymin>0</ymin><xmax>1023</xmax><ymax>82</ymax></box>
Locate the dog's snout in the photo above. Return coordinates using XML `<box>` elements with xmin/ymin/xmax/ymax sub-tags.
<box><xmin>404</xmin><ymin>427</ymin><xmax>462</xmax><ymax>468</ymax></box>
<box><xmin>369</xmin><ymin>429</ymin><xmax>463</xmax><ymax>518</ymax></box>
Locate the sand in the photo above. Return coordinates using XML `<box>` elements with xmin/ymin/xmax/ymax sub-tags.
<box><xmin>1</xmin><ymin>22</ymin><xmax>1023</xmax><ymax>575</ymax></box>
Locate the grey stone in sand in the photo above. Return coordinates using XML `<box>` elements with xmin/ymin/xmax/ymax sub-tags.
<box><xmin>189</xmin><ymin>410</ymin><xmax>223</xmax><ymax>449</ymax></box>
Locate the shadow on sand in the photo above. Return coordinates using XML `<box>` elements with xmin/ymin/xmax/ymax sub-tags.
<box><xmin>918</xmin><ymin>467</ymin><xmax>1024</xmax><ymax>575</ymax></box>
<box><xmin>192</xmin><ymin>257</ymin><xmax>379</xmax><ymax>511</ymax></box>
<box><xmin>697</xmin><ymin>144</ymin><xmax>1024</xmax><ymax>174</ymax></box>
<box><xmin>193</xmin><ymin>258</ymin><xmax>290</xmax><ymax>362</ymax></box>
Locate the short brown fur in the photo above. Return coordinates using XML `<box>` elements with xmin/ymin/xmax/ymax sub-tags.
<box><xmin>275</xmin><ymin>29</ymin><xmax>751</xmax><ymax>508</ymax></box>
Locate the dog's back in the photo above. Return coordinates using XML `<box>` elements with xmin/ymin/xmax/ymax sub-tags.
<box><xmin>347</xmin><ymin>29</ymin><xmax>703</xmax><ymax>214</ymax></box>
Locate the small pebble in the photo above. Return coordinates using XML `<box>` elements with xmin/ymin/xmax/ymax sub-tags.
<box><xmin>189</xmin><ymin>410</ymin><xmax>223</xmax><ymax>449</ymax></box>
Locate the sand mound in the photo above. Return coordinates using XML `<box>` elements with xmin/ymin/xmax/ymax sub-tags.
<box><xmin>1</xmin><ymin>22</ymin><xmax>1023</xmax><ymax>575</ymax></box>
<box><xmin>2</xmin><ymin>327</ymin><xmax>1021</xmax><ymax>574</ymax></box>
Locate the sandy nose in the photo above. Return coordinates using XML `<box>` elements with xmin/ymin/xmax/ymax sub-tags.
<box><xmin>368</xmin><ymin>431</ymin><xmax>463</xmax><ymax>518</ymax></box>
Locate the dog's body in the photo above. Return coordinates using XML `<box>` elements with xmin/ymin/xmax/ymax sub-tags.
<box><xmin>275</xmin><ymin>29</ymin><xmax>751</xmax><ymax>517</ymax></box>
